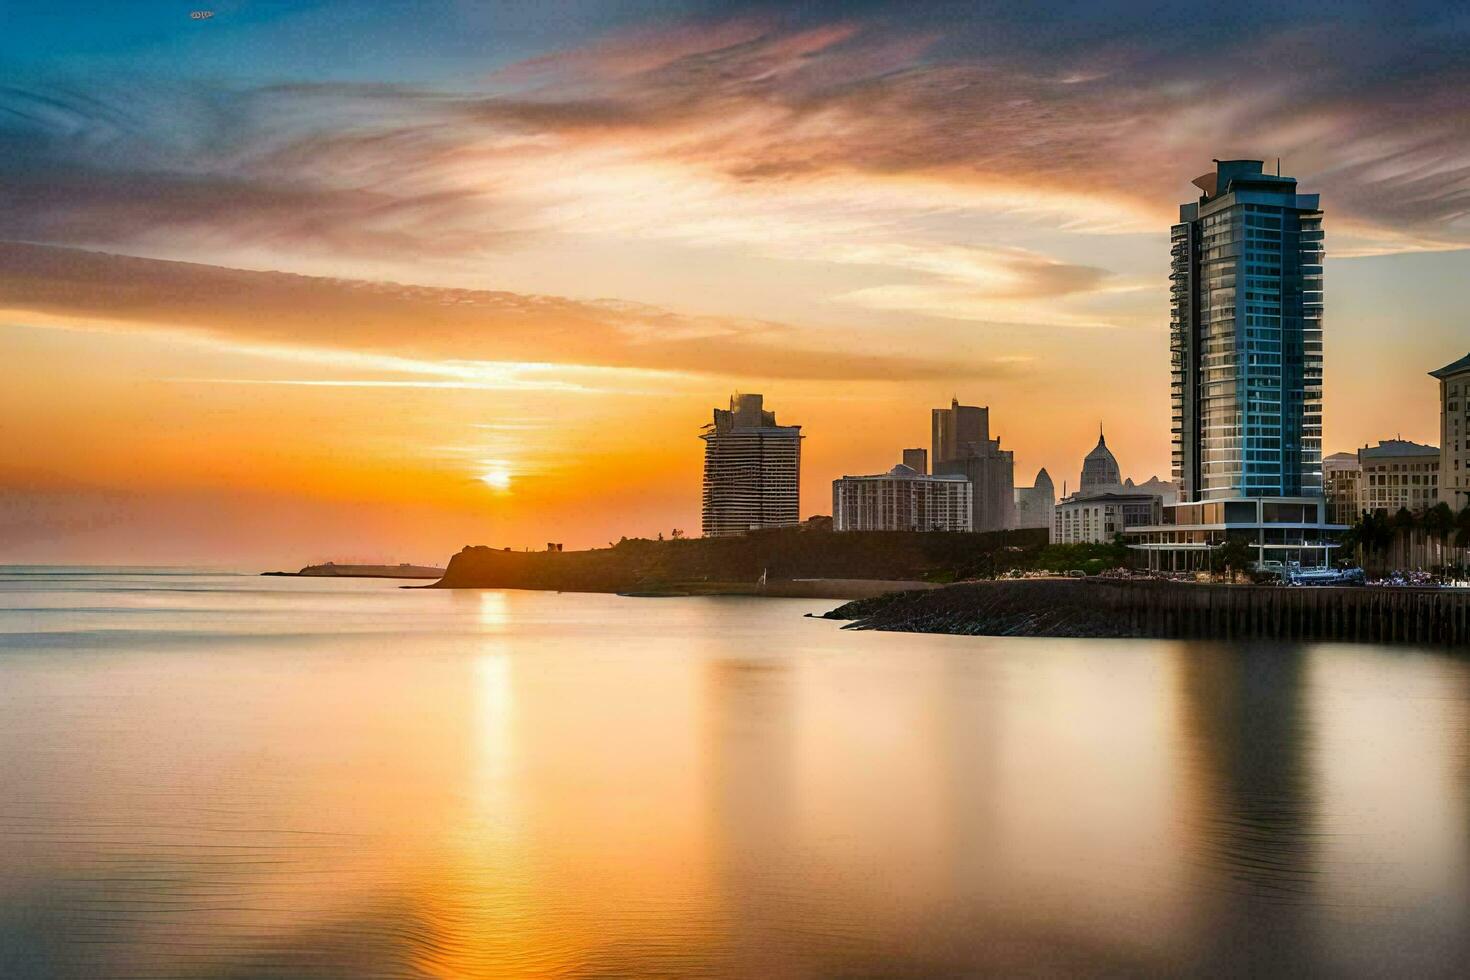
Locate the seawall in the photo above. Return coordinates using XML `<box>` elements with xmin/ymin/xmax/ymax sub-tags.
<box><xmin>826</xmin><ymin>579</ymin><xmax>1470</xmax><ymax>646</ymax></box>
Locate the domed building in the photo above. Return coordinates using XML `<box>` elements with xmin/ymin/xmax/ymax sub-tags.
<box><xmin>1050</xmin><ymin>425</ymin><xmax>1178</xmax><ymax>544</ymax></box>
<box><xmin>1080</xmin><ymin>427</ymin><xmax>1121</xmax><ymax>491</ymax></box>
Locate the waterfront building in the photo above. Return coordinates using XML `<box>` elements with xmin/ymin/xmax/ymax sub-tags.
<box><xmin>902</xmin><ymin>447</ymin><xmax>928</xmax><ymax>475</ymax></box>
<box><xmin>1169</xmin><ymin>160</ymin><xmax>1324</xmax><ymax>499</ymax></box>
<box><xmin>700</xmin><ymin>393</ymin><xmax>802</xmax><ymax>537</ymax></box>
<box><xmin>1079</xmin><ymin>427</ymin><xmax>1122</xmax><ymax>491</ymax></box>
<box><xmin>1127</xmin><ymin>160</ymin><xmax>1343</xmax><ymax>571</ymax></box>
<box><xmin>1013</xmin><ymin>467</ymin><xmax>1055</xmax><ymax>529</ymax></box>
<box><xmin>1052</xmin><ymin>492</ymin><xmax>1161</xmax><ymax>545</ymax></box>
<box><xmin>1358</xmin><ymin>439</ymin><xmax>1440</xmax><ymax>514</ymax></box>
<box><xmin>1322</xmin><ymin>451</ymin><xmax>1361</xmax><ymax>525</ymax></box>
<box><xmin>1431</xmin><ymin>352</ymin><xmax>1470</xmax><ymax>510</ymax></box>
<box><xmin>931</xmin><ymin>398</ymin><xmax>1016</xmax><ymax>531</ymax></box>
<box><xmin>832</xmin><ymin>463</ymin><xmax>972</xmax><ymax>532</ymax></box>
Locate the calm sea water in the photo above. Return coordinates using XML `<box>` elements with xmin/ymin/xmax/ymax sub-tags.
<box><xmin>1</xmin><ymin>567</ymin><xmax>1468</xmax><ymax>977</ymax></box>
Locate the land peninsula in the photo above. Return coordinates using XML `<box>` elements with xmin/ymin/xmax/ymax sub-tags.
<box><xmin>431</xmin><ymin>526</ymin><xmax>1061</xmax><ymax>597</ymax></box>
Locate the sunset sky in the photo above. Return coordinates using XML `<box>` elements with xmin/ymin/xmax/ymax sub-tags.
<box><xmin>3</xmin><ymin>1</ymin><xmax>1468</xmax><ymax>566</ymax></box>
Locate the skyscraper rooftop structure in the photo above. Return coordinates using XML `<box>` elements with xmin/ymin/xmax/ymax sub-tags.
<box><xmin>699</xmin><ymin>393</ymin><xmax>802</xmax><ymax>537</ymax></box>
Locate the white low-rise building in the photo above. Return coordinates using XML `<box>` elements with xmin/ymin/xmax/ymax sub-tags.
<box><xmin>1052</xmin><ymin>492</ymin><xmax>1161</xmax><ymax>544</ymax></box>
<box><xmin>833</xmin><ymin>464</ymin><xmax>972</xmax><ymax>532</ymax></box>
<box><xmin>1358</xmin><ymin>439</ymin><xmax>1439</xmax><ymax>514</ymax></box>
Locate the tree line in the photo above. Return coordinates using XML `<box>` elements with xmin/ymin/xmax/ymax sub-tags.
<box><xmin>1341</xmin><ymin>502</ymin><xmax>1470</xmax><ymax>572</ymax></box>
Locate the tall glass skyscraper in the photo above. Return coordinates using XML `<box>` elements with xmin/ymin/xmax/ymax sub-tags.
<box><xmin>1171</xmin><ymin>159</ymin><xmax>1324</xmax><ymax>501</ymax></box>
<box><xmin>1129</xmin><ymin>160</ymin><xmax>1341</xmax><ymax>572</ymax></box>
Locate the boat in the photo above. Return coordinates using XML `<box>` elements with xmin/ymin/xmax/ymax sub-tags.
<box><xmin>1284</xmin><ymin>565</ymin><xmax>1366</xmax><ymax>586</ymax></box>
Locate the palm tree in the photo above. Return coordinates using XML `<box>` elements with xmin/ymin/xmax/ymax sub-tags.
<box><xmin>1393</xmin><ymin>506</ymin><xmax>1418</xmax><ymax>569</ymax></box>
<box><xmin>1359</xmin><ymin>508</ymin><xmax>1395</xmax><ymax>572</ymax></box>
<box><xmin>1210</xmin><ymin>537</ymin><xmax>1256</xmax><ymax>582</ymax></box>
<box><xmin>1338</xmin><ymin>519</ymin><xmax>1362</xmax><ymax>566</ymax></box>
<box><xmin>1455</xmin><ymin>505</ymin><xmax>1470</xmax><ymax>573</ymax></box>
<box><xmin>1423</xmin><ymin>502</ymin><xmax>1456</xmax><ymax>568</ymax></box>
<box><xmin>1350</xmin><ymin>510</ymin><xmax>1372</xmax><ymax>569</ymax></box>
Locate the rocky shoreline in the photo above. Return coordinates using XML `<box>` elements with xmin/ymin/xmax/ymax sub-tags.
<box><xmin>825</xmin><ymin>580</ymin><xmax>1140</xmax><ymax>637</ymax></box>
<box><xmin>825</xmin><ymin>579</ymin><xmax>1470</xmax><ymax>645</ymax></box>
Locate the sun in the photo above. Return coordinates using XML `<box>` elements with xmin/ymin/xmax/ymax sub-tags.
<box><xmin>479</xmin><ymin>468</ymin><xmax>512</xmax><ymax>491</ymax></box>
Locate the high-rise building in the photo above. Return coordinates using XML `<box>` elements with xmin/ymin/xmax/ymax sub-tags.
<box><xmin>1128</xmin><ymin>160</ymin><xmax>1342</xmax><ymax>571</ymax></box>
<box><xmin>932</xmin><ymin>400</ymin><xmax>989</xmax><ymax>463</ymax></box>
<box><xmin>700</xmin><ymin>393</ymin><xmax>802</xmax><ymax>537</ymax></box>
<box><xmin>902</xmin><ymin>448</ymin><xmax>928</xmax><ymax>475</ymax></box>
<box><xmin>1430</xmin><ymin>352</ymin><xmax>1470</xmax><ymax>510</ymax></box>
<box><xmin>1170</xmin><ymin>160</ymin><xmax>1324</xmax><ymax>500</ymax></box>
<box><xmin>931</xmin><ymin>398</ymin><xmax>1015</xmax><ymax>531</ymax></box>
<box><xmin>832</xmin><ymin>463</ymin><xmax>972</xmax><ymax>532</ymax></box>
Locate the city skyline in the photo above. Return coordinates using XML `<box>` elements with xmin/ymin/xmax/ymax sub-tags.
<box><xmin>7</xmin><ymin>8</ymin><xmax>1470</xmax><ymax>976</ymax></box>
<box><xmin>3</xmin><ymin>1</ymin><xmax>1468</xmax><ymax>564</ymax></box>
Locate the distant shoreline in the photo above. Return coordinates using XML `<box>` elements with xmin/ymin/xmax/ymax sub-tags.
<box><xmin>422</xmin><ymin>577</ymin><xmax>939</xmax><ymax>600</ymax></box>
<box><xmin>263</xmin><ymin>563</ymin><xmax>445</xmax><ymax>580</ymax></box>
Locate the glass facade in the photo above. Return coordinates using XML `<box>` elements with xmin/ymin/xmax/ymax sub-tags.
<box><xmin>1137</xmin><ymin>162</ymin><xmax>1341</xmax><ymax>572</ymax></box>
<box><xmin>1170</xmin><ymin>161</ymin><xmax>1323</xmax><ymax>502</ymax></box>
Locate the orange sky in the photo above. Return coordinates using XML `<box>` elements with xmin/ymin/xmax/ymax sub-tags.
<box><xmin>2</xmin><ymin>5</ymin><xmax>1465</xmax><ymax>566</ymax></box>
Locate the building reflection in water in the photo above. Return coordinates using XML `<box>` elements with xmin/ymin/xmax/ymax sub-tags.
<box><xmin>1173</xmin><ymin>642</ymin><xmax>1321</xmax><ymax>971</ymax></box>
<box><xmin>702</xmin><ymin>654</ymin><xmax>797</xmax><ymax>972</ymax></box>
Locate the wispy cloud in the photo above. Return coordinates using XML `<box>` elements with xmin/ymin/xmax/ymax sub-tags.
<box><xmin>0</xmin><ymin>242</ymin><xmax>1013</xmax><ymax>382</ymax></box>
<box><xmin>2</xmin><ymin>5</ymin><xmax>1467</xmax><ymax>343</ymax></box>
